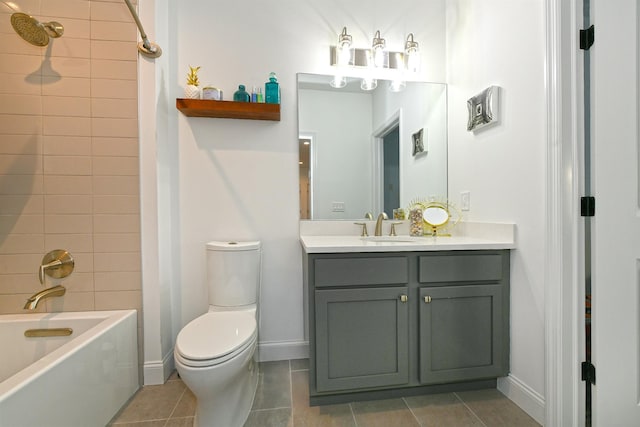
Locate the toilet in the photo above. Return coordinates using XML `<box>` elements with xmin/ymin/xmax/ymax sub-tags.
<box><xmin>174</xmin><ymin>240</ymin><xmax>261</xmax><ymax>427</ymax></box>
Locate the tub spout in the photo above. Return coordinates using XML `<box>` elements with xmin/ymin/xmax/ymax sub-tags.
<box><xmin>24</xmin><ymin>285</ymin><xmax>66</xmax><ymax>310</ymax></box>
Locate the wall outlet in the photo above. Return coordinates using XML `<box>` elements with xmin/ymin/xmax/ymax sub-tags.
<box><xmin>461</xmin><ymin>191</ymin><xmax>471</xmax><ymax>211</ymax></box>
<box><xmin>331</xmin><ymin>201</ymin><xmax>345</xmax><ymax>212</ymax></box>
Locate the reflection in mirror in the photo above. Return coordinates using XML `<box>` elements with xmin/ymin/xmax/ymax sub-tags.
<box><xmin>423</xmin><ymin>206</ymin><xmax>449</xmax><ymax>227</ymax></box>
<box><xmin>297</xmin><ymin>73</ymin><xmax>447</xmax><ymax>220</ymax></box>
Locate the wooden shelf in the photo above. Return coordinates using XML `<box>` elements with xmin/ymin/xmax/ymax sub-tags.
<box><xmin>176</xmin><ymin>98</ymin><xmax>280</xmax><ymax>121</ymax></box>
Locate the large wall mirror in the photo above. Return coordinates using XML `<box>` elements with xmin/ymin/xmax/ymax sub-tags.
<box><xmin>298</xmin><ymin>73</ymin><xmax>447</xmax><ymax>220</ymax></box>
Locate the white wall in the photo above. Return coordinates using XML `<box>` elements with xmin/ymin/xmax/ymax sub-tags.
<box><xmin>446</xmin><ymin>0</ymin><xmax>546</xmax><ymax>420</ymax></box>
<box><xmin>144</xmin><ymin>0</ymin><xmax>447</xmax><ymax>363</ymax></box>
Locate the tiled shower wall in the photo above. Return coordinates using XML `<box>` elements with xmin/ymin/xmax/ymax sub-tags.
<box><xmin>0</xmin><ymin>0</ymin><xmax>141</xmax><ymax>320</ymax></box>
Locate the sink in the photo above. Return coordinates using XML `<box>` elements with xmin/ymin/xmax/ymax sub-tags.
<box><xmin>361</xmin><ymin>236</ymin><xmax>426</xmax><ymax>243</ymax></box>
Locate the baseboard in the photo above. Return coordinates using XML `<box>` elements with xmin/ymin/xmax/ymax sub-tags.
<box><xmin>257</xmin><ymin>340</ymin><xmax>309</xmax><ymax>362</ymax></box>
<box><xmin>497</xmin><ymin>374</ymin><xmax>545</xmax><ymax>425</ymax></box>
<box><xmin>143</xmin><ymin>350</ymin><xmax>175</xmax><ymax>385</ymax></box>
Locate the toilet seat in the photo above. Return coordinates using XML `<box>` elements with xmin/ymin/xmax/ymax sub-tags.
<box><xmin>175</xmin><ymin>311</ymin><xmax>257</xmax><ymax>368</ymax></box>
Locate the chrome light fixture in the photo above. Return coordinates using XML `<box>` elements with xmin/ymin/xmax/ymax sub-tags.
<box><xmin>405</xmin><ymin>33</ymin><xmax>419</xmax><ymax>73</ymax></box>
<box><xmin>337</xmin><ymin>27</ymin><xmax>352</xmax><ymax>66</ymax></box>
<box><xmin>329</xmin><ymin>27</ymin><xmax>420</xmax><ymax>92</ymax></box>
<box><xmin>371</xmin><ymin>30</ymin><xmax>386</xmax><ymax>68</ymax></box>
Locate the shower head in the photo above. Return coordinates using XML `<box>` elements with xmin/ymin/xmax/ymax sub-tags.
<box><xmin>10</xmin><ymin>12</ymin><xmax>64</xmax><ymax>47</ymax></box>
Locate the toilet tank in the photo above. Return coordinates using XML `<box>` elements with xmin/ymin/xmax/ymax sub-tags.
<box><xmin>206</xmin><ymin>240</ymin><xmax>261</xmax><ymax>307</ymax></box>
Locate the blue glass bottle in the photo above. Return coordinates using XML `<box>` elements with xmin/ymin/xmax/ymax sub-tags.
<box><xmin>233</xmin><ymin>85</ymin><xmax>250</xmax><ymax>102</ymax></box>
<box><xmin>265</xmin><ymin>72</ymin><xmax>280</xmax><ymax>104</ymax></box>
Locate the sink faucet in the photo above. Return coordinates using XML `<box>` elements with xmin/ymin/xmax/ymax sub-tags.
<box><xmin>24</xmin><ymin>285</ymin><xmax>66</xmax><ymax>310</ymax></box>
<box><xmin>374</xmin><ymin>212</ymin><xmax>388</xmax><ymax>236</ymax></box>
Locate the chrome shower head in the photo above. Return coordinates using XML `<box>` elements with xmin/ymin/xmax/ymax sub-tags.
<box><xmin>10</xmin><ymin>12</ymin><xmax>64</xmax><ymax>47</ymax></box>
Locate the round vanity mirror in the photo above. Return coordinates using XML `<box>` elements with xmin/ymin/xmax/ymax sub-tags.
<box><xmin>423</xmin><ymin>205</ymin><xmax>450</xmax><ymax>227</ymax></box>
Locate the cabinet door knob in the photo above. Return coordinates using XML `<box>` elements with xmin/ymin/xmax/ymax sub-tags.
<box><xmin>400</xmin><ymin>294</ymin><xmax>408</xmax><ymax>303</ymax></box>
<box><xmin>424</xmin><ymin>295</ymin><xmax>432</xmax><ymax>303</ymax></box>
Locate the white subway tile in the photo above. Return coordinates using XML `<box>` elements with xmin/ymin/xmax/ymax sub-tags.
<box><xmin>0</xmin><ymin>195</ymin><xmax>43</xmax><ymax>214</ymax></box>
<box><xmin>93</xmin><ymin>251</ymin><xmax>140</xmax><ymax>272</ymax></box>
<box><xmin>44</xmin><ymin>214</ymin><xmax>92</xmax><ymax>233</ymax></box>
<box><xmin>44</xmin><ymin>233</ymin><xmax>93</xmax><ymax>253</ymax></box>
<box><xmin>0</xmin><ymin>274</ymin><xmax>42</xmax><ymax>295</ymax></box>
<box><xmin>90</xmin><ymin>40</ymin><xmax>137</xmax><ymax>61</ymax></box>
<box><xmin>47</xmin><ymin>291</ymin><xmax>95</xmax><ymax>312</ymax></box>
<box><xmin>90</xmin><ymin>59</ymin><xmax>136</xmax><ymax>80</ymax></box>
<box><xmin>0</xmin><ymin>154</ymin><xmax>43</xmax><ymax>175</ymax></box>
<box><xmin>42</xmin><ymin>57</ymin><xmax>91</xmax><ymax>78</ymax></box>
<box><xmin>0</xmin><ymin>53</ymin><xmax>42</xmax><ymax>74</ymax></box>
<box><xmin>43</xmin><ymin>175</ymin><xmax>92</xmax><ymax>195</ymax></box>
<box><xmin>94</xmin><ymin>233</ymin><xmax>140</xmax><ymax>253</ymax></box>
<box><xmin>92</xmin><ymin>137</ymin><xmax>138</xmax><ymax>156</ymax></box>
<box><xmin>90</xmin><ymin>78</ymin><xmax>136</xmax><ymax>98</ymax></box>
<box><xmin>0</xmin><ymin>174</ymin><xmax>43</xmax><ymax>195</ymax></box>
<box><xmin>90</xmin><ymin>2</ymin><xmax>134</xmax><ymax>22</ymax></box>
<box><xmin>0</xmin><ymin>253</ymin><xmax>42</xmax><ymax>274</ymax></box>
<box><xmin>91</xmin><ymin>20</ymin><xmax>136</xmax><ymax>42</ymax></box>
<box><xmin>95</xmin><ymin>271</ymin><xmax>141</xmax><ymax>291</ymax></box>
<box><xmin>41</xmin><ymin>0</ymin><xmax>90</xmax><ymax>20</ymax></box>
<box><xmin>0</xmin><ymin>73</ymin><xmax>41</xmax><ymax>95</ymax></box>
<box><xmin>0</xmin><ymin>233</ymin><xmax>44</xmax><ymax>254</ymax></box>
<box><xmin>45</xmin><ymin>194</ymin><xmax>92</xmax><ymax>214</ymax></box>
<box><xmin>42</xmin><ymin>76</ymin><xmax>91</xmax><ymax>97</ymax></box>
<box><xmin>43</xmin><ymin>96</ymin><xmax>91</xmax><ymax>117</ymax></box>
<box><xmin>92</xmin><ymin>175</ymin><xmax>139</xmax><ymax>195</ymax></box>
<box><xmin>0</xmin><ymin>134</ymin><xmax>43</xmax><ymax>154</ymax></box>
<box><xmin>93</xmin><ymin>195</ymin><xmax>139</xmax><ymax>214</ymax></box>
<box><xmin>93</xmin><ymin>214</ymin><xmax>139</xmax><ymax>233</ymax></box>
<box><xmin>92</xmin><ymin>117</ymin><xmax>137</xmax><ymax>137</ymax></box>
<box><xmin>0</xmin><ymin>214</ymin><xmax>43</xmax><ymax>233</ymax></box>
<box><xmin>43</xmin><ymin>116</ymin><xmax>91</xmax><ymax>136</ymax></box>
<box><xmin>0</xmin><ymin>115</ymin><xmax>42</xmax><ymax>134</ymax></box>
<box><xmin>94</xmin><ymin>290</ymin><xmax>141</xmax><ymax>312</ymax></box>
<box><xmin>43</xmin><ymin>135</ymin><xmax>92</xmax><ymax>155</ymax></box>
<box><xmin>91</xmin><ymin>98</ymin><xmax>137</xmax><ymax>118</ymax></box>
<box><xmin>93</xmin><ymin>156</ymin><xmax>138</xmax><ymax>176</ymax></box>
<box><xmin>44</xmin><ymin>155</ymin><xmax>91</xmax><ymax>175</ymax></box>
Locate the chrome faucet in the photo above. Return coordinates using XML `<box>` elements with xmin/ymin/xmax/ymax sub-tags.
<box><xmin>374</xmin><ymin>212</ymin><xmax>388</xmax><ymax>236</ymax></box>
<box><xmin>24</xmin><ymin>285</ymin><xmax>66</xmax><ymax>310</ymax></box>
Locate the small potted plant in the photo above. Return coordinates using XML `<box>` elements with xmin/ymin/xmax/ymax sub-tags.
<box><xmin>184</xmin><ymin>65</ymin><xmax>201</xmax><ymax>99</ymax></box>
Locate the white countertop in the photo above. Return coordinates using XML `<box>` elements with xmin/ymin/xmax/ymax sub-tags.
<box><xmin>300</xmin><ymin>221</ymin><xmax>516</xmax><ymax>253</ymax></box>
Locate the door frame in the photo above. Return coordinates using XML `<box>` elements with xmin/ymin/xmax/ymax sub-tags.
<box><xmin>544</xmin><ymin>0</ymin><xmax>584</xmax><ymax>425</ymax></box>
<box><xmin>372</xmin><ymin>110</ymin><xmax>402</xmax><ymax>215</ymax></box>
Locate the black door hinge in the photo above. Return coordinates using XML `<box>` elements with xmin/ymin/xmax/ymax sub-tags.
<box><xmin>582</xmin><ymin>361</ymin><xmax>596</xmax><ymax>385</ymax></box>
<box><xmin>580</xmin><ymin>25</ymin><xmax>595</xmax><ymax>50</ymax></box>
<box><xmin>581</xmin><ymin>196</ymin><xmax>595</xmax><ymax>217</ymax></box>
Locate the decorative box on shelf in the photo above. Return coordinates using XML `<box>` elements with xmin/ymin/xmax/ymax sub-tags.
<box><xmin>175</xmin><ymin>98</ymin><xmax>280</xmax><ymax>121</ymax></box>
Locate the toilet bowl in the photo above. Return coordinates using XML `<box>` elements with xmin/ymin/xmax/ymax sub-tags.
<box><xmin>175</xmin><ymin>311</ymin><xmax>258</xmax><ymax>427</ymax></box>
<box><xmin>174</xmin><ymin>240</ymin><xmax>261</xmax><ymax>427</ymax></box>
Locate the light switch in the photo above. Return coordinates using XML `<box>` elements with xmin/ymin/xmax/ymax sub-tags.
<box><xmin>461</xmin><ymin>191</ymin><xmax>470</xmax><ymax>211</ymax></box>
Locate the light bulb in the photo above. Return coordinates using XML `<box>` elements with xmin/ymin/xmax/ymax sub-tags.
<box><xmin>372</xmin><ymin>30</ymin><xmax>386</xmax><ymax>68</ymax></box>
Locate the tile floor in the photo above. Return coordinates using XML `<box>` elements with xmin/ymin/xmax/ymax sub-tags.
<box><xmin>108</xmin><ymin>359</ymin><xmax>541</xmax><ymax>427</ymax></box>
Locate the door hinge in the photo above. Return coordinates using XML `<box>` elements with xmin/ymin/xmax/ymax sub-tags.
<box><xmin>580</xmin><ymin>25</ymin><xmax>595</xmax><ymax>50</ymax></box>
<box><xmin>581</xmin><ymin>361</ymin><xmax>596</xmax><ymax>385</ymax></box>
<box><xmin>581</xmin><ymin>196</ymin><xmax>595</xmax><ymax>217</ymax></box>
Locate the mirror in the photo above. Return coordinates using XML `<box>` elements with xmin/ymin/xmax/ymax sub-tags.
<box><xmin>423</xmin><ymin>206</ymin><xmax>449</xmax><ymax>227</ymax></box>
<box><xmin>298</xmin><ymin>73</ymin><xmax>447</xmax><ymax>220</ymax></box>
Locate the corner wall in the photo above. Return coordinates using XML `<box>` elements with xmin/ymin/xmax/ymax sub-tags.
<box><xmin>446</xmin><ymin>0</ymin><xmax>546</xmax><ymax>422</ymax></box>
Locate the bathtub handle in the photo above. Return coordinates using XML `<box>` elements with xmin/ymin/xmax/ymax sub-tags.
<box><xmin>39</xmin><ymin>250</ymin><xmax>74</xmax><ymax>285</ymax></box>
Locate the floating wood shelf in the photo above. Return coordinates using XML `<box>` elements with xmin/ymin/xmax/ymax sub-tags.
<box><xmin>176</xmin><ymin>98</ymin><xmax>280</xmax><ymax>121</ymax></box>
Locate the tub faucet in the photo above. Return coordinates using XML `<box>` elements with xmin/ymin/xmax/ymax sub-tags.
<box><xmin>374</xmin><ymin>212</ymin><xmax>388</xmax><ymax>236</ymax></box>
<box><xmin>24</xmin><ymin>285</ymin><xmax>66</xmax><ymax>310</ymax></box>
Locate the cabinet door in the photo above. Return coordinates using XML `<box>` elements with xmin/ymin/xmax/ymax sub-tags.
<box><xmin>315</xmin><ymin>287</ymin><xmax>409</xmax><ymax>392</ymax></box>
<box><xmin>419</xmin><ymin>285</ymin><xmax>507</xmax><ymax>384</ymax></box>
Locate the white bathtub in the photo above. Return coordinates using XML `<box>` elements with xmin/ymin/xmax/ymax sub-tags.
<box><xmin>0</xmin><ymin>310</ymin><xmax>139</xmax><ymax>427</ymax></box>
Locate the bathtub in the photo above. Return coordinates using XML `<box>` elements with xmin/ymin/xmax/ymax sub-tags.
<box><xmin>0</xmin><ymin>310</ymin><xmax>139</xmax><ymax>427</ymax></box>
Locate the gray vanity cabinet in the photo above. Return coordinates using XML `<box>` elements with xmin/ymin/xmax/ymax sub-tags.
<box><xmin>417</xmin><ymin>252</ymin><xmax>510</xmax><ymax>385</ymax></box>
<box><xmin>418</xmin><ymin>284</ymin><xmax>506</xmax><ymax>384</ymax></box>
<box><xmin>305</xmin><ymin>250</ymin><xmax>510</xmax><ymax>403</ymax></box>
<box><xmin>315</xmin><ymin>287</ymin><xmax>409</xmax><ymax>392</ymax></box>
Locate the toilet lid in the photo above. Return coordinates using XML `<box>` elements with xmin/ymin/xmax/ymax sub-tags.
<box><xmin>176</xmin><ymin>312</ymin><xmax>256</xmax><ymax>361</ymax></box>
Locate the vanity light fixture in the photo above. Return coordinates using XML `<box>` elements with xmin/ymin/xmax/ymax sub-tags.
<box><xmin>405</xmin><ymin>33</ymin><xmax>419</xmax><ymax>73</ymax></box>
<box><xmin>329</xmin><ymin>28</ymin><xmax>420</xmax><ymax>92</ymax></box>
<box><xmin>337</xmin><ymin>27</ymin><xmax>353</xmax><ymax>66</ymax></box>
<box><xmin>371</xmin><ymin>30</ymin><xmax>386</xmax><ymax>68</ymax></box>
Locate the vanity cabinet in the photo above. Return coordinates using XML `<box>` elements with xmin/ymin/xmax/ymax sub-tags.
<box><xmin>304</xmin><ymin>250</ymin><xmax>510</xmax><ymax>404</ymax></box>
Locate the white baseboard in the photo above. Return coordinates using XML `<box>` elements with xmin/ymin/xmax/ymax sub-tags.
<box><xmin>143</xmin><ymin>350</ymin><xmax>175</xmax><ymax>385</ymax></box>
<box><xmin>257</xmin><ymin>340</ymin><xmax>309</xmax><ymax>362</ymax></box>
<box><xmin>498</xmin><ymin>374</ymin><xmax>545</xmax><ymax>425</ymax></box>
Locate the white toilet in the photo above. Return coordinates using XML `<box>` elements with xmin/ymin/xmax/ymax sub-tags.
<box><xmin>174</xmin><ymin>240</ymin><xmax>261</xmax><ymax>427</ymax></box>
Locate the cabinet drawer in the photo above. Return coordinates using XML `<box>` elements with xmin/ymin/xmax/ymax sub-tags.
<box><xmin>314</xmin><ymin>256</ymin><xmax>408</xmax><ymax>287</ymax></box>
<box><xmin>419</xmin><ymin>253</ymin><xmax>503</xmax><ymax>283</ymax></box>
